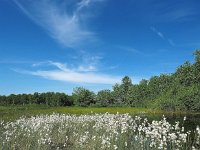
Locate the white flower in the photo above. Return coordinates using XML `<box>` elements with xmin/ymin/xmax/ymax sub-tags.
<box><xmin>184</xmin><ymin>116</ymin><xmax>187</xmax><ymax>121</ymax></box>
<box><xmin>113</xmin><ymin>145</ymin><xmax>118</xmax><ymax>150</ymax></box>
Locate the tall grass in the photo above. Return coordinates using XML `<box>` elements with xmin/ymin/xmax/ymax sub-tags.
<box><xmin>1</xmin><ymin>113</ymin><xmax>200</xmax><ymax>150</ymax></box>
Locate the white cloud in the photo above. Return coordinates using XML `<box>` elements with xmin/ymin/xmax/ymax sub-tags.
<box><xmin>48</xmin><ymin>61</ymin><xmax>70</xmax><ymax>72</ymax></box>
<box><xmin>76</xmin><ymin>0</ymin><xmax>104</xmax><ymax>11</ymax></box>
<box><xmin>31</xmin><ymin>50</ymin><xmax>103</xmax><ymax>72</ymax></box>
<box><xmin>70</xmin><ymin>51</ymin><xmax>103</xmax><ymax>71</ymax></box>
<box><xmin>117</xmin><ymin>46</ymin><xmax>143</xmax><ymax>55</ymax></box>
<box><xmin>13</xmin><ymin>0</ymin><xmax>104</xmax><ymax>48</ymax></box>
<box><xmin>150</xmin><ymin>26</ymin><xmax>175</xmax><ymax>46</ymax></box>
<box><xmin>49</xmin><ymin>61</ymin><xmax>97</xmax><ymax>72</ymax></box>
<box><xmin>167</xmin><ymin>39</ymin><xmax>175</xmax><ymax>46</ymax></box>
<box><xmin>160</xmin><ymin>6</ymin><xmax>198</xmax><ymax>22</ymax></box>
<box><xmin>157</xmin><ymin>32</ymin><xmax>164</xmax><ymax>39</ymax></box>
<box><xmin>13</xmin><ymin>60</ymin><xmax>147</xmax><ymax>84</ymax></box>
<box><xmin>15</xmin><ymin>61</ymin><xmax>121</xmax><ymax>84</ymax></box>
<box><xmin>77</xmin><ymin>65</ymin><xmax>97</xmax><ymax>72</ymax></box>
<box><xmin>109</xmin><ymin>65</ymin><xmax>118</xmax><ymax>70</ymax></box>
<box><xmin>77</xmin><ymin>0</ymin><xmax>91</xmax><ymax>11</ymax></box>
<box><xmin>150</xmin><ymin>27</ymin><xmax>165</xmax><ymax>39</ymax></box>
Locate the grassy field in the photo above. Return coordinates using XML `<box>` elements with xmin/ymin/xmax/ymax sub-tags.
<box><xmin>1</xmin><ymin>105</ymin><xmax>199</xmax><ymax>121</ymax></box>
<box><xmin>0</xmin><ymin>105</ymin><xmax>149</xmax><ymax>121</ymax></box>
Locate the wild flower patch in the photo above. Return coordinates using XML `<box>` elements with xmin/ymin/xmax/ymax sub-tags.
<box><xmin>0</xmin><ymin>113</ymin><xmax>199</xmax><ymax>150</ymax></box>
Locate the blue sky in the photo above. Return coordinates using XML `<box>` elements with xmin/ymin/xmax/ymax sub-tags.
<box><xmin>0</xmin><ymin>0</ymin><xmax>200</xmax><ymax>95</ymax></box>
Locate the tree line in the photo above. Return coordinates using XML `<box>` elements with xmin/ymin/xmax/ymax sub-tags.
<box><xmin>0</xmin><ymin>50</ymin><xmax>200</xmax><ymax>111</ymax></box>
<box><xmin>0</xmin><ymin>92</ymin><xmax>73</xmax><ymax>106</ymax></box>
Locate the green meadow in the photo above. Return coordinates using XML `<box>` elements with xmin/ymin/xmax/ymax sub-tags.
<box><xmin>1</xmin><ymin>105</ymin><xmax>200</xmax><ymax>121</ymax></box>
<box><xmin>0</xmin><ymin>105</ymin><xmax>148</xmax><ymax>121</ymax></box>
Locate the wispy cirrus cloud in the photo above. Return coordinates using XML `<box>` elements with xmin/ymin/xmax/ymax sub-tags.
<box><xmin>150</xmin><ymin>26</ymin><xmax>175</xmax><ymax>46</ymax></box>
<box><xmin>69</xmin><ymin>50</ymin><xmax>103</xmax><ymax>72</ymax></box>
<box><xmin>116</xmin><ymin>45</ymin><xmax>156</xmax><ymax>57</ymax></box>
<box><xmin>159</xmin><ymin>4</ymin><xmax>198</xmax><ymax>22</ymax></box>
<box><xmin>116</xmin><ymin>45</ymin><xmax>144</xmax><ymax>55</ymax></box>
<box><xmin>14</xmin><ymin>61</ymin><xmax>121</xmax><ymax>84</ymax></box>
<box><xmin>150</xmin><ymin>27</ymin><xmax>165</xmax><ymax>39</ymax></box>
<box><xmin>13</xmin><ymin>0</ymin><xmax>104</xmax><ymax>48</ymax></box>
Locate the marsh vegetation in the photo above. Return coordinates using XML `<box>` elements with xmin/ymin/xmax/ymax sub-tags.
<box><xmin>1</xmin><ymin>113</ymin><xmax>200</xmax><ymax>150</ymax></box>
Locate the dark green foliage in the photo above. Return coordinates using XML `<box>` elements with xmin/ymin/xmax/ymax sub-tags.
<box><xmin>72</xmin><ymin>87</ymin><xmax>96</xmax><ymax>107</ymax></box>
<box><xmin>193</xmin><ymin>50</ymin><xmax>200</xmax><ymax>85</ymax></box>
<box><xmin>149</xmin><ymin>84</ymin><xmax>200</xmax><ymax>112</ymax></box>
<box><xmin>111</xmin><ymin>76</ymin><xmax>133</xmax><ymax>106</ymax></box>
<box><xmin>96</xmin><ymin>90</ymin><xmax>113</xmax><ymax>107</ymax></box>
<box><xmin>174</xmin><ymin>61</ymin><xmax>195</xmax><ymax>86</ymax></box>
<box><xmin>121</xmin><ymin>76</ymin><xmax>133</xmax><ymax>103</ymax></box>
<box><xmin>127</xmin><ymin>81</ymin><xmax>149</xmax><ymax>107</ymax></box>
<box><xmin>0</xmin><ymin>92</ymin><xmax>73</xmax><ymax>107</ymax></box>
<box><xmin>175</xmin><ymin>85</ymin><xmax>200</xmax><ymax>111</ymax></box>
<box><xmin>112</xmin><ymin>83</ymin><xmax>124</xmax><ymax>105</ymax></box>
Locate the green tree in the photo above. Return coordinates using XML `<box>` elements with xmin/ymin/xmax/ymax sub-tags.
<box><xmin>112</xmin><ymin>83</ymin><xmax>123</xmax><ymax>105</ymax></box>
<box><xmin>59</xmin><ymin>93</ymin><xmax>73</xmax><ymax>106</ymax></box>
<box><xmin>121</xmin><ymin>76</ymin><xmax>133</xmax><ymax>104</ymax></box>
<box><xmin>174</xmin><ymin>61</ymin><xmax>194</xmax><ymax>86</ymax></box>
<box><xmin>96</xmin><ymin>90</ymin><xmax>113</xmax><ymax>107</ymax></box>
<box><xmin>127</xmin><ymin>79</ymin><xmax>149</xmax><ymax>107</ymax></box>
<box><xmin>72</xmin><ymin>87</ymin><xmax>96</xmax><ymax>107</ymax></box>
<box><xmin>194</xmin><ymin>50</ymin><xmax>200</xmax><ymax>62</ymax></box>
<box><xmin>0</xmin><ymin>95</ymin><xmax>7</xmax><ymax>105</ymax></box>
<box><xmin>193</xmin><ymin>50</ymin><xmax>200</xmax><ymax>84</ymax></box>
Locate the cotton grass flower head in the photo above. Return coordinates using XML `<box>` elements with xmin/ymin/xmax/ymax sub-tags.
<box><xmin>0</xmin><ymin>113</ymin><xmax>199</xmax><ymax>150</ymax></box>
<box><xmin>183</xmin><ymin>116</ymin><xmax>187</xmax><ymax>121</ymax></box>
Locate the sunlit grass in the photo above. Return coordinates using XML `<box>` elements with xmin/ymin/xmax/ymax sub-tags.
<box><xmin>1</xmin><ymin>105</ymin><xmax>200</xmax><ymax>122</ymax></box>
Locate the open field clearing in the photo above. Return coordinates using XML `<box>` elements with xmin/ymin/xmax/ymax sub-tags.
<box><xmin>1</xmin><ymin>113</ymin><xmax>200</xmax><ymax>150</ymax></box>
<box><xmin>1</xmin><ymin>105</ymin><xmax>200</xmax><ymax>121</ymax></box>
